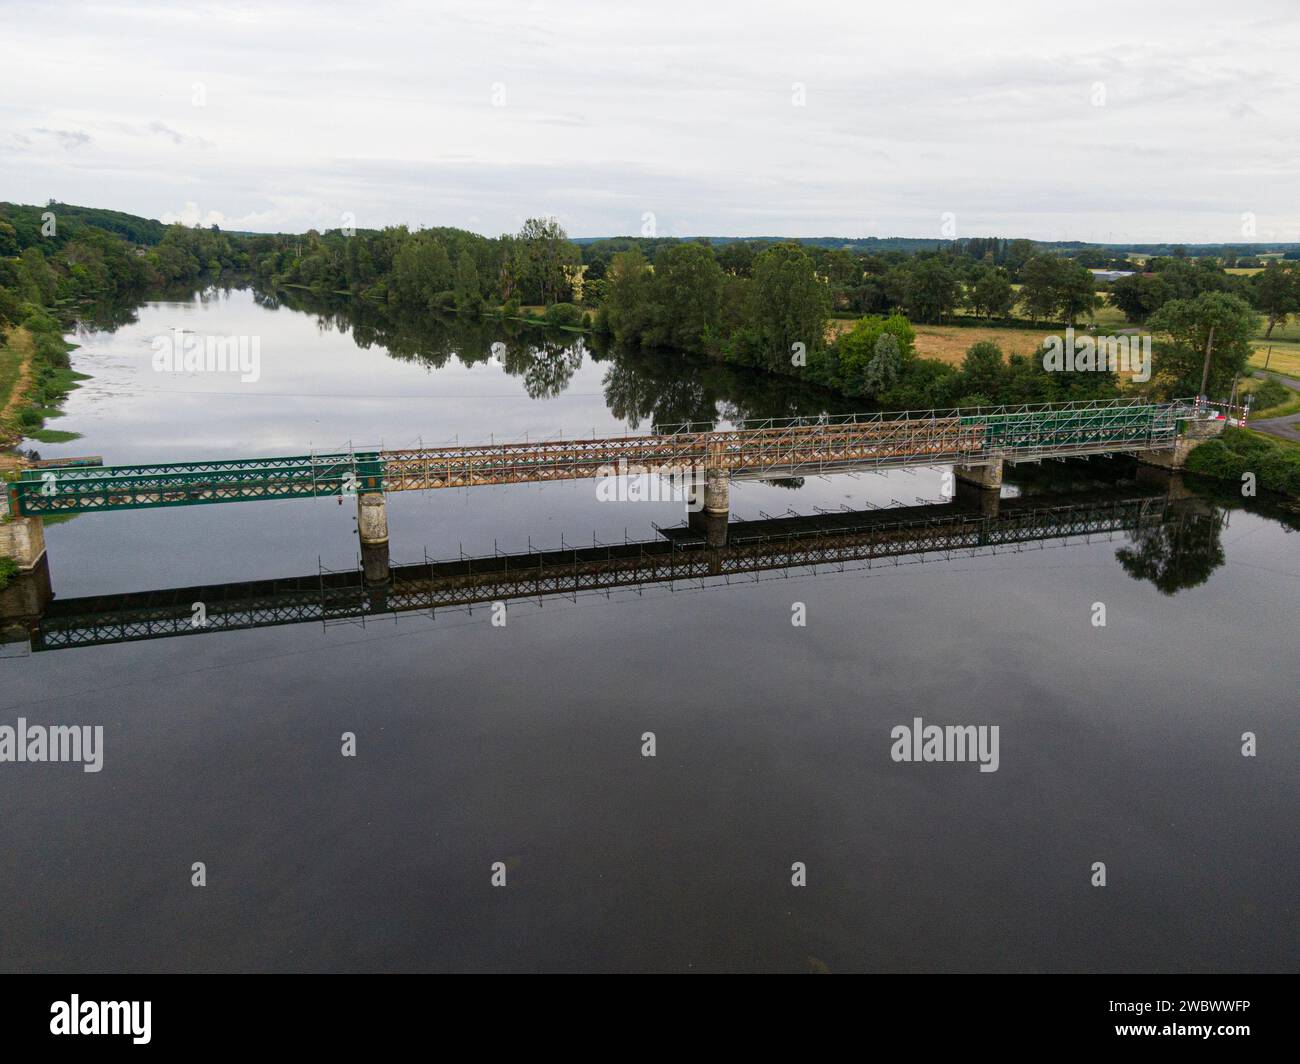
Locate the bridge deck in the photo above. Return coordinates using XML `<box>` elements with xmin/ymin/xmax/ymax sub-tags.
<box><xmin>7</xmin><ymin>399</ymin><xmax>1192</xmax><ymax>517</ymax></box>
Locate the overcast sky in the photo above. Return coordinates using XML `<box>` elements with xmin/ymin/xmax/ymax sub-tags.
<box><xmin>2</xmin><ymin>0</ymin><xmax>1297</xmax><ymax>243</ymax></box>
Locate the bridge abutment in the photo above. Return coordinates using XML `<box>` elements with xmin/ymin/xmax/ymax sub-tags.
<box><xmin>1140</xmin><ymin>417</ymin><xmax>1224</xmax><ymax>471</ymax></box>
<box><xmin>0</xmin><ymin>514</ymin><xmax>47</xmax><ymax>572</ymax></box>
<box><xmin>0</xmin><ymin>553</ymin><xmax>52</xmax><ymax>647</ymax></box>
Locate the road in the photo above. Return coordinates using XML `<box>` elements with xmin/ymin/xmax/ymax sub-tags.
<box><xmin>1251</xmin><ymin>372</ymin><xmax>1300</xmax><ymax>443</ymax></box>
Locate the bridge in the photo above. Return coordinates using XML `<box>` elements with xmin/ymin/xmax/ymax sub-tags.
<box><xmin>1</xmin><ymin>398</ymin><xmax>1222</xmax><ymax>575</ymax></box>
<box><xmin>2</xmin><ymin>485</ymin><xmax>1208</xmax><ymax>653</ymax></box>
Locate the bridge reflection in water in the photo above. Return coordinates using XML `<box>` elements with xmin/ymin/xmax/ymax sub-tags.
<box><xmin>2</xmin><ymin>480</ymin><xmax>1223</xmax><ymax>654</ymax></box>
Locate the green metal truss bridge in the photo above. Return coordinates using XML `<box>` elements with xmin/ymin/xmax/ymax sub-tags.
<box><xmin>5</xmin><ymin>398</ymin><xmax>1201</xmax><ymax>518</ymax></box>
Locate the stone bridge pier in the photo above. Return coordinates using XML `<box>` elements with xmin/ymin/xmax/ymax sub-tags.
<box><xmin>357</xmin><ymin>493</ymin><xmax>391</xmax><ymax>586</ymax></box>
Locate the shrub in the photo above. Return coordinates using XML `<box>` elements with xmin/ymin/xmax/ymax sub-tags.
<box><xmin>543</xmin><ymin>302</ymin><xmax>583</xmax><ymax>328</ymax></box>
<box><xmin>1250</xmin><ymin>377</ymin><xmax>1290</xmax><ymax>412</ymax></box>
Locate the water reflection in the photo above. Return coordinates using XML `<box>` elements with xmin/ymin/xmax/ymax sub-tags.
<box><xmin>271</xmin><ymin>286</ymin><xmax>853</xmax><ymax>430</ymax></box>
<box><xmin>2</xmin><ymin>482</ymin><xmax>1243</xmax><ymax>653</ymax></box>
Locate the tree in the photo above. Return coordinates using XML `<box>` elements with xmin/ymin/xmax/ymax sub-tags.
<box><xmin>968</xmin><ymin>266</ymin><xmax>1015</xmax><ymax>319</ymax></box>
<box><xmin>1254</xmin><ymin>261</ymin><xmax>1299</xmax><ymax>338</ymax></box>
<box><xmin>454</xmin><ymin>250</ymin><xmax>481</xmax><ymax>315</ymax></box>
<box><xmin>891</xmin><ymin>256</ymin><xmax>960</xmax><ymax>323</ymax></box>
<box><xmin>513</xmin><ymin>217</ymin><xmax>577</xmax><ymax>305</ymax></box>
<box><xmin>749</xmin><ymin>244</ymin><xmax>830</xmax><ymax>372</ymax></box>
<box><xmin>644</xmin><ymin>242</ymin><xmax>724</xmax><ymax>353</ymax></box>
<box><xmin>1109</xmin><ymin>273</ymin><xmax>1169</xmax><ymax>322</ymax></box>
<box><xmin>1018</xmin><ymin>255</ymin><xmax>1062</xmax><ymax>323</ymax></box>
<box><xmin>834</xmin><ymin>314</ymin><xmax>914</xmax><ymax>397</ymax></box>
<box><xmin>602</xmin><ymin>248</ymin><xmax>652</xmax><ymax>345</ymax></box>
<box><xmin>862</xmin><ymin>333</ymin><xmax>902</xmax><ymax>396</ymax></box>
<box><xmin>1147</xmin><ymin>292</ymin><xmax>1257</xmax><ymax>396</ymax></box>
<box><xmin>389</xmin><ymin>234</ymin><xmax>452</xmax><ymax>311</ymax></box>
<box><xmin>1055</xmin><ymin>261</ymin><xmax>1101</xmax><ymax>325</ymax></box>
<box><xmin>956</xmin><ymin>341</ymin><xmax>1006</xmax><ymax>401</ymax></box>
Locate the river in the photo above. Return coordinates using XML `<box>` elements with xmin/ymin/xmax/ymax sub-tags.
<box><xmin>1</xmin><ymin>286</ymin><xmax>1296</xmax><ymax>972</ymax></box>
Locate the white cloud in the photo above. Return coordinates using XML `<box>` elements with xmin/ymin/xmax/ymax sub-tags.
<box><xmin>1</xmin><ymin>0</ymin><xmax>1297</xmax><ymax>242</ymax></box>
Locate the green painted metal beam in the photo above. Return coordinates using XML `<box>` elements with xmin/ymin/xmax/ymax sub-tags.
<box><xmin>10</xmin><ymin>452</ymin><xmax>384</xmax><ymax>516</ymax></box>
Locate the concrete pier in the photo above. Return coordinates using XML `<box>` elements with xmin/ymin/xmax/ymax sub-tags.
<box><xmin>0</xmin><ymin>515</ymin><xmax>47</xmax><ymax>572</ymax></box>
<box><xmin>357</xmin><ymin>492</ymin><xmax>389</xmax><ymax>546</ymax></box>
<box><xmin>702</xmin><ymin>468</ymin><xmax>730</xmax><ymax>515</ymax></box>
<box><xmin>954</xmin><ymin>459</ymin><xmax>1004</xmax><ymax>492</ymax></box>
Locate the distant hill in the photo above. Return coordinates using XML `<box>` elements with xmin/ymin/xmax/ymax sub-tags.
<box><xmin>572</xmin><ymin>234</ymin><xmax>1300</xmax><ymax>255</ymax></box>
<box><xmin>0</xmin><ymin>200</ymin><xmax>167</xmax><ymax>248</ymax></box>
<box><xmin>3</xmin><ymin>199</ymin><xmax>1298</xmax><ymax>257</ymax></box>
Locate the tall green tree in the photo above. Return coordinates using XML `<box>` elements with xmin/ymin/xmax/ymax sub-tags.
<box><xmin>454</xmin><ymin>250</ymin><xmax>482</xmax><ymax>315</ymax></box>
<box><xmin>1254</xmin><ymin>261</ymin><xmax>1299</xmax><ymax>338</ymax></box>
<box><xmin>1147</xmin><ymin>292</ymin><xmax>1257</xmax><ymax>396</ymax></box>
<box><xmin>645</xmin><ymin>243</ymin><xmax>724</xmax><ymax>353</ymax></box>
<box><xmin>1018</xmin><ymin>255</ymin><xmax>1062</xmax><ymax>323</ymax></box>
<box><xmin>967</xmin><ymin>265</ymin><xmax>1015</xmax><ymax>319</ymax></box>
<box><xmin>749</xmin><ymin>244</ymin><xmax>830</xmax><ymax>372</ymax></box>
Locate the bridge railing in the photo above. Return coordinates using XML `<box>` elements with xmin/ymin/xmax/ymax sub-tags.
<box><xmin>651</xmin><ymin>396</ymin><xmax>1199</xmax><ymax>436</ymax></box>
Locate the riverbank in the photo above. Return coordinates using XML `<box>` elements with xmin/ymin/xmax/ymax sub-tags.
<box><xmin>1186</xmin><ymin>426</ymin><xmax>1300</xmax><ymax>496</ymax></box>
<box><xmin>0</xmin><ymin>316</ymin><xmax>87</xmax><ymax>455</ymax></box>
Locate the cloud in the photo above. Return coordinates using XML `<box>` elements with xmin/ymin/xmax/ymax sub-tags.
<box><xmin>160</xmin><ymin>201</ymin><xmax>228</xmax><ymax>227</ymax></box>
<box><xmin>0</xmin><ymin>0</ymin><xmax>1297</xmax><ymax>242</ymax></box>
<box><xmin>30</xmin><ymin>127</ymin><xmax>92</xmax><ymax>149</ymax></box>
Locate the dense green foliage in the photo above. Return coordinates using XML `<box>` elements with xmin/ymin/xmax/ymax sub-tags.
<box><xmin>1250</xmin><ymin>376</ymin><xmax>1291</xmax><ymax>412</ymax></box>
<box><xmin>1146</xmin><ymin>292</ymin><xmax>1257</xmax><ymax>396</ymax></box>
<box><xmin>1185</xmin><ymin>428</ymin><xmax>1300</xmax><ymax>496</ymax></box>
<box><xmin>1</xmin><ymin>199</ymin><xmax>1294</xmax><ymax>434</ymax></box>
<box><xmin>0</xmin><ymin>554</ymin><xmax>18</xmax><ymax>590</ymax></box>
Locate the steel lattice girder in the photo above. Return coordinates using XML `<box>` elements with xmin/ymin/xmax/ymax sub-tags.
<box><xmin>7</xmin><ymin>399</ymin><xmax>1198</xmax><ymax>517</ymax></box>
<box><xmin>9</xmin><ymin>453</ymin><xmax>384</xmax><ymax>515</ymax></box>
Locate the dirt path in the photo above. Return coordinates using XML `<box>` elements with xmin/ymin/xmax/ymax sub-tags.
<box><xmin>0</xmin><ymin>327</ymin><xmax>36</xmax><ymax>463</ymax></box>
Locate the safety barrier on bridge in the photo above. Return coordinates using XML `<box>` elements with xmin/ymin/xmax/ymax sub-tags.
<box><xmin>7</xmin><ymin>398</ymin><xmax>1194</xmax><ymax>517</ymax></box>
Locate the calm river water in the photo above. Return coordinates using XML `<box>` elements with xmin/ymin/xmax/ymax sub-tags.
<box><xmin>1</xmin><ymin>286</ymin><xmax>1296</xmax><ymax>972</ymax></box>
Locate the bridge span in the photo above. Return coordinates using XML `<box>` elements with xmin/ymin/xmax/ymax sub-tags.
<box><xmin>1</xmin><ymin>398</ymin><xmax>1222</xmax><ymax>576</ymax></box>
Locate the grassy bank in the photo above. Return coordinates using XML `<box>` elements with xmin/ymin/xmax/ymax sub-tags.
<box><xmin>1186</xmin><ymin>427</ymin><xmax>1300</xmax><ymax>496</ymax></box>
<box><xmin>0</xmin><ymin>313</ymin><xmax>88</xmax><ymax>451</ymax></box>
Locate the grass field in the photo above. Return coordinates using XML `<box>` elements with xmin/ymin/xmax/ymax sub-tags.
<box><xmin>1249</xmin><ymin>316</ymin><xmax>1300</xmax><ymax>379</ymax></box>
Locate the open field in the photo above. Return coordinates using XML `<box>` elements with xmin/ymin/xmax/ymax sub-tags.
<box><xmin>1250</xmin><ymin>316</ymin><xmax>1300</xmax><ymax>378</ymax></box>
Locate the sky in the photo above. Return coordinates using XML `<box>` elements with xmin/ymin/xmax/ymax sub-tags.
<box><xmin>2</xmin><ymin>0</ymin><xmax>1298</xmax><ymax>243</ymax></box>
